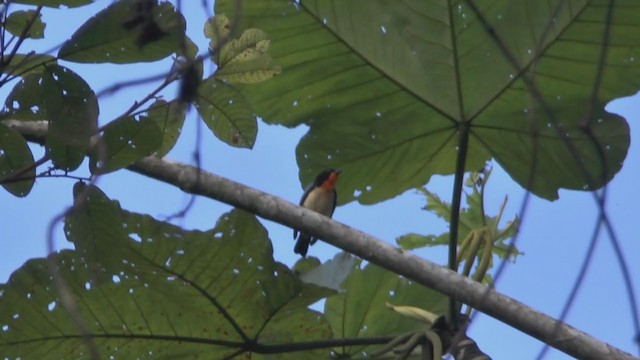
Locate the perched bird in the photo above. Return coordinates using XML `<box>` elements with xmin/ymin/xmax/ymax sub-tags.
<box><xmin>293</xmin><ymin>169</ymin><xmax>341</xmax><ymax>257</ymax></box>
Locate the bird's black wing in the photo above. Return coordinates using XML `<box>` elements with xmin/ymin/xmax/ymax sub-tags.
<box><xmin>293</xmin><ymin>182</ymin><xmax>315</xmax><ymax>239</ymax></box>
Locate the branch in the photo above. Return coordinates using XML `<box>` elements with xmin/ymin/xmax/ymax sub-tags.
<box><xmin>4</xmin><ymin>119</ymin><xmax>636</xmax><ymax>360</ymax></box>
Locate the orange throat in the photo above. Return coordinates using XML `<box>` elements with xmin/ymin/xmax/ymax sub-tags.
<box><xmin>321</xmin><ymin>172</ymin><xmax>339</xmax><ymax>191</ymax></box>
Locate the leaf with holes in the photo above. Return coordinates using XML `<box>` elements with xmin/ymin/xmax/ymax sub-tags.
<box><xmin>41</xmin><ymin>65</ymin><xmax>98</xmax><ymax>171</ymax></box>
<box><xmin>0</xmin><ymin>124</ymin><xmax>35</xmax><ymax>197</ymax></box>
<box><xmin>2</xmin><ymin>72</ymin><xmax>49</xmax><ymax>121</ymax></box>
<box><xmin>216</xmin><ymin>0</ymin><xmax>638</xmax><ymax>204</ymax></box>
<box><xmin>89</xmin><ymin>113</ymin><xmax>162</xmax><ymax>174</ymax></box>
<box><xmin>58</xmin><ymin>0</ymin><xmax>185</xmax><ymax>64</ymax></box>
<box><xmin>195</xmin><ymin>76</ymin><xmax>257</xmax><ymax>148</ymax></box>
<box><xmin>0</xmin><ymin>185</ymin><xmax>334</xmax><ymax>358</ymax></box>
<box><xmin>325</xmin><ymin>260</ymin><xmax>447</xmax><ymax>357</ymax></box>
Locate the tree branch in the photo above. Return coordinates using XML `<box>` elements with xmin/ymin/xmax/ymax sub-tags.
<box><xmin>4</xmin><ymin>119</ymin><xmax>636</xmax><ymax>360</ymax></box>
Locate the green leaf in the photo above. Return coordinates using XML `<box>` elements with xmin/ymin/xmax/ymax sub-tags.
<box><xmin>404</xmin><ymin>186</ymin><xmax>521</xmax><ymax>262</ymax></box>
<box><xmin>0</xmin><ymin>124</ymin><xmax>35</xmax><ymax>197</ymax></box>
<box><xmin>0</xmin><ymin>53</ymin><xmax>56</xmax><ymax>77</ymax></box>
<box><xmin>195</xmin><ymin>76</ymin><xmax>257</xmax><ymax>148</ymax></box>
<box><xmin>90</xmin><ymin>114</ymin><xmax>163</xmax><ymax>174</ymax></box>
<box><xmin>325</xmin><ymin>260</ymin><xmax>446</xmax><ymax>357</ymax></box>
<box><xmin>146</xmin><ymin>100</ymin><xmax>187</xmax><ymax>158</ymax></box>
<box><xmin>58</xmin><ymin>0</ymin><xmax>185</xmax><ymax>64</ymax></box>
<box><xmin>64</xmin><ymin>183</ymin><xmax>129</xmax><ymax>279</ymax></box>
<box><xmin>9</xmin><ymin>0</ymin><xmax>93</xmax><ymax>8</ymax></box>
<box><xmin>204</xmin><ymin>14</ymin><xmax>231</xmax><ymax>44</ymax></box>
<box><xmin>5</xmin><ymin>10</ymin><xmax>45</xmax><ymax>39</ymax></box>
<box><xmin>396</xmin><ymin>233</ymin><xmax>444</xmax><ymax>251</ymax></box>
<box><xmin>41</xmin><ymin>65</ymin><xmax>98</xmax><ymax>171</ymax></box>
<box><xmin>208</xmin><ymin>17</ymin><xmax>282</xmax><ymax>84</ymax></box>
<box><xmin>1</xmin><ymin>73</ymin><xmax>48</xmax><ymax>121</ymax></box>
<box><xmin>216</xmin><ymin>0</ymin><xmax>638</xmax><ymax>204</ymax></box>
<box><xmin>0</xmin><ymin>186</ymin><xmax>333</xmax><ymax>358</ymax></box>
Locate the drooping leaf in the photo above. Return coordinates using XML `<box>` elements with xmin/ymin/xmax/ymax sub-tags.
<box><xmin>9</xmin><ymin>0</ymin><xmax>93</xmax><ymax>8</ymax></box>
<box><xmin>215</xmin><ymin>0</ymin><xmax>639</xmax><ymax>204</ymax></box>
<box><xmin>0</xmin><ymin>53</ymin><xmax>56</xmax><ymax>77</ymax></box>
<box><xmin>89</xmin><ymin>113</ymin><xmax>163</xmax><ymax>174</ymax></box>
<box><xmin>297</xmin><ymin>252</ymin><xmax>357</xmax><ymax>291</ymax></box>
<box><xmin>58</xmin><ymin>0</ymin><xmax>185</xmax><ymax>63</ymax></box>
<box><xmin>0</xmin><ymin>186</ymin><xmax>334</xmax><ymax>358</ymax></box>
<box><xmin>325</xmin><ymin>260</ymin><xmax>447</xmax><ymax>357</ymax></box>
<box><xmin>5</xmin><ymin>10</ymin><xmax>45</xmax><ymax>39</ymax></box>
<box><xmin>0</xmin><ymin>123</ymin><xmax>35</xmax><ymax>197</ymax></box>
<box><xmin>41</xmin><ymin>65</ymin><xmax>98</xmax><ymax>171</ymax></box>
<box><xmin>195</xmin><ymin>76</ymin><xmax>257</xmax><ymax>148</ymax></box>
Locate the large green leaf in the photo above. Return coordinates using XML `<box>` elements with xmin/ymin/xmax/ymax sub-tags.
<box><xmin>41</xmin><ymin>65</ymin><xmax>98</xmax><ymax>171</ymax></box>
<box><xmin>325</xmin><ymin>260</ymin><xmax>447</xmax><ymax>357</ymax></box>
<box><xmin>58</xmin><ymin>0</ymin><xmax>185</xmax><ymax>64</ymax></box>
<box><xmin>0</xmin><ymin>185</ymin><xmax>334</xmax><ymax>358</ymax></box>
<box><xmin>216</xmin><ymin>0</ymin><xmax>639</xmax><ymax>203</ymax></box>
<box><xmin>0</xmin><ymin>124</ymin><xmax>35</xmax><ymax>197</ymax></box>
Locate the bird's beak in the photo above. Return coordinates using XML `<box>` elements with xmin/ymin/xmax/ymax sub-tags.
<box><xmin>335</xmin><ymin>169</ymin><xmax>342</xmax><ymax>175</ymax></box>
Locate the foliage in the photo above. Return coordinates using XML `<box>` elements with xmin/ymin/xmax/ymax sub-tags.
<box><xmin>215</xmin><ymin>0</ymin><xmax>639</xmax><ymax>204</ymax></box>
<box><xmin>0</xmin><ymin>185</ymin><xmax>445</xmax><ymax>358</ymax></box>
<box><xmin>397</xmin><ymin>169</ymin><xmax>519</xmax><ymax>257</ymax></box>
<box><xmin>0</xmin><ymin>1</ymin><xmax>638</xmax><ymax>358</ymax></box>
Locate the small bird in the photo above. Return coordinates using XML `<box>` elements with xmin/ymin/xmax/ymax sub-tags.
<box><xmin>293</xmin><ymin>169</ymin><xmax>341</xmax><ymax>257</ymax></box>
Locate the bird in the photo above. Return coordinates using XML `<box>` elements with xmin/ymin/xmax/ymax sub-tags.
<box><xmin>293</xmin><ymin>169</ymin><xmax>341</xmax><ymax>257</ymax></box>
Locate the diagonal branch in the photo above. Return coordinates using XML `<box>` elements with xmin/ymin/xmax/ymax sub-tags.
<box><xmin>4</xmin><ymin>119</ymin><xmax>636</xmax><ymax>360</ymax></box>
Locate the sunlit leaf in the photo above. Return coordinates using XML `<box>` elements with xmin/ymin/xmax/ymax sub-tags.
<box><xmin>0</xmin><ymin>124</ymin><xmax>35</xmax><ymax>197</ymax></box>
<box><xmin>207</xmin><ymin>16</ymin><xmax>282</xmax><ymax>84</ymax></box>
<box><xmin>204</xmin><ymin>13</ymin><xmax>231</xmax><ymax>47</ymax></box>
<box><xmin>216</xmin><ymin>0</ymin><xmax>639</xmax><ymax>204</ymax></box>
<box><xmin>385</xmin><ymin>303</ymin><xmax>438</xmax><ymax>325</ymax></box>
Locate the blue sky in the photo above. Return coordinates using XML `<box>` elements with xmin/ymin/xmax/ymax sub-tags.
<box><xmin>1</xmin><ymin>2</ymin><xmax>638</xmax><ymax>359</ymax></box>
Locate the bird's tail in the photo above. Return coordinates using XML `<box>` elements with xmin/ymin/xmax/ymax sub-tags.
<box><xmin>294</xmin><ymin>234</ymin><xmax>311</xmax><ymax>257</ymax></box>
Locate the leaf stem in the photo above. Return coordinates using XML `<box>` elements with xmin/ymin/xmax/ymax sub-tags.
<box><xmin>447</xmin><ymin>123</ymin><xmax>470</xmax><ymax>328</ymax></box>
